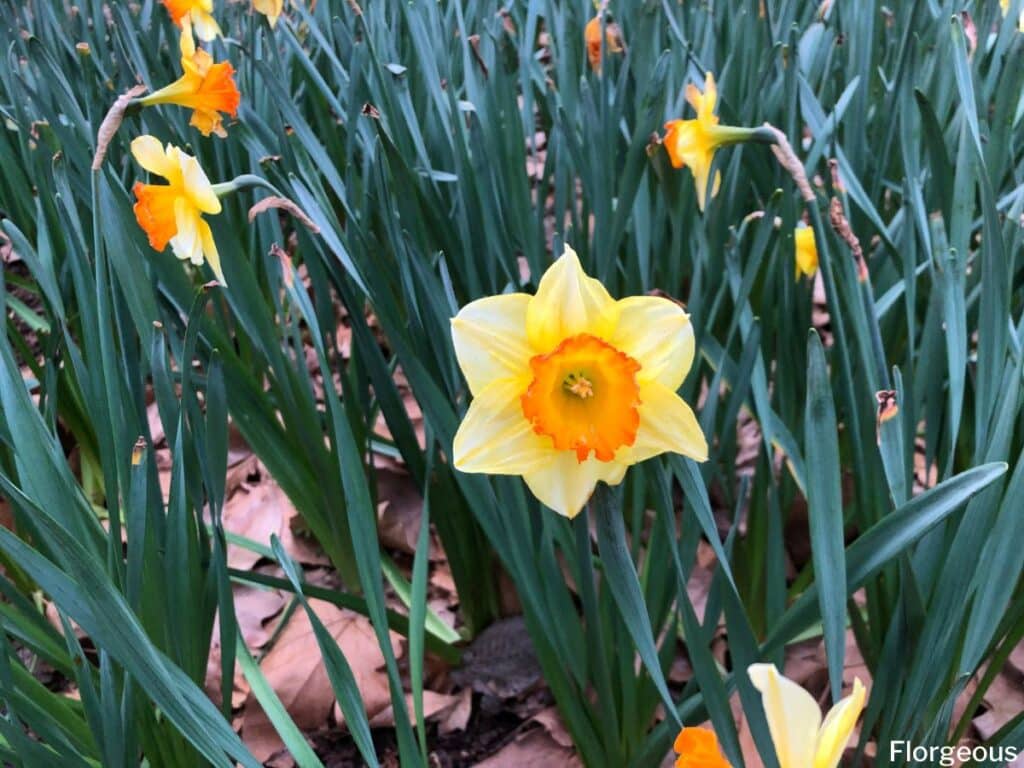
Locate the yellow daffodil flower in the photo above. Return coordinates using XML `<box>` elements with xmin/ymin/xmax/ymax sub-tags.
<box><xmin>674</xmin><ymin>727</ymin><xmax>733</xmax><ymax>768</ymax></box>
<box><xmin>161</xmin><ymin>0</ymin><xmax>221</xmax><ymax>41</ymax></box>
<box><xmin>1000</xmin><ymin>0</ymin><xmax>1024</xmax><ymax>32</ymax></box>
<box><xmin>131</xmin><ymin>136</ymin><xmax>226</xmax><ymax>285</ymax></box>
<box><xmin>253</xmin><ymin>0</ymin><xmax>284</xmax><ymax>27</ymax></box>
<box><xmin>794</xmin><ymin>224</ymin><xmax>818</xmax><ymax>279</ymax></box>
<box><xmin>663</xmin><ymin>73</ymin><xmax>754</xmax><ymax>211</ymax></box>
<box><xmin>748</xmin><ymin>664</ymin><xmax>867</xmax><ymax>768</ymax></box>
<box><xmin>584</xmin><ymin>15</ymin><xmax>624</xmax><ymax>73</ymax></box>
<box><xmin>450</xmin><ymin>245</ymin><xmax>708</xmax><ymax>518</ymax></box>
<box><xmin>138</xmin><ymin>20</ymin><xmax>240</xmax><ymax>138</ymax></box>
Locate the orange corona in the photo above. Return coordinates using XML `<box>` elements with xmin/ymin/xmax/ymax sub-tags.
<box><xmin>521</xmin><ymin>333</ymin><xmax>641</xmax><ymax>462</ymax></box>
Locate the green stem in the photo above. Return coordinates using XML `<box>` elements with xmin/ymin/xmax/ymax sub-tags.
<box><xmin>211</xmin><ymin>174</ymin><xmax>283</xmax><ymax>198</ymax></box>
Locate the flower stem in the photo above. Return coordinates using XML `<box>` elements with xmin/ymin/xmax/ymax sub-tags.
<box><xmin>211</xmin><ymin>174</ymin><xmax>283</xmax><ymax>198</ymax></box>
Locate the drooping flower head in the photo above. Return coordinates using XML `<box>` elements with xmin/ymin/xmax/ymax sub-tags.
<box><xmin>663</xmin><ymin>73</ymin><xmax>754</xmax><ymax>211</ymax></box>
<box><xmin>794</xmin><ymin>224</ymin><xmax>818</xmax><ymax>279</ymax></box>
<box><xmin>450</xmin><ymin>245</ymin><xmax>708</xmax><ymax>518</ymax></box>
<box><xmin>161</xmin><ymin>0</ymin><xmax>221</xmax><ymax>41</ymax></box>
<box><xmin>748</xmin><ymin>664</ymin><xmax>867</xmax><ymax>768</ymax></box>
<box><xmin>131</xmin><ymin>136</ymin><xmax>225</xmax><ymax>284</ymax></box>
<box><xmin>253</xmin><ymin>0</ymin><xmax>284</xmax><ymax>27</ymax></box>
<box><xmin>139</xmin><ymin>20</ymin><xmax>240</xmax><ymax>138</ymax></box>
<box><xmin>674</xmin><ymin>727</ymin><xmax>732</xmax><ymax>768</ymax></box>
<box><xmin>584</xmin><ymin>15</ymin><xmax>624</xmax><ymax>73</ymax></box>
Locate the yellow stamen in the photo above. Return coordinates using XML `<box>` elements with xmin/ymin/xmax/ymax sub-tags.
<box><xmin>564</xmin><ymin>373</ymin><xmax>595</xmax><ymax>399</ymax></box>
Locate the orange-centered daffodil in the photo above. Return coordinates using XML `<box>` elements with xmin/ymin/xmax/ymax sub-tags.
<box><xmin>663</xmin><ymin>73</ymin><xmax>753</xmax><ymax>211</ymax></box>
<box><xmin>748</xmin><ymin>664</ymin><xmax>867</xmax><ymax>768</ymax></box>
<box><xmin>794</xmin><ymin>224</ymin><xmax>818</xmax><ymax>279</ymax></box>
<box><xmin>139</xmin><ymin>20</ymin><xmax>240</xmax><ymax>138</ymax></box>
<box><xmin>131</xmin><ymin>136</ymin><xmax>225</xmax><ymax>285</ymax></box>
<box><xmin>161</xmin><ymin>0</ymin><xmax>221</xmax><ymax>41</ymax></box>
<box><xmin>450</xmin><ymin>245</ymin><xmax>708</xmax><ymax>518</ymax></box>
<box><xmin>674</xmin><ymin>727</ymin><xmax>732</xmax><ymax>768</ymax></box>
<box><xmin>584</xmin><ymin>15</ymin><xmax>623</xmax><ymax>73</ymax></box>
<box><xmin>253</xmin><ymin>0</ymin><xmax>284</xmax><ymax>26</ymax></box>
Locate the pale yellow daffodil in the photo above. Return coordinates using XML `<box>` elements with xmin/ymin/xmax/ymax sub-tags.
<box><xmin>138</xmin><ymin>20</ymin><xmax>240</xmax><ymax>138</ymax></box>
<box><xmin>748</xmin><ymin>663</ymin><xmax>867</xmax><ymax>768</ymax></box>
<box><xmin>794</xmin><ymin>224</ymin><xmax>819</xmax><ymax>279</ymax></box>
<box><xmin>131</xmin><ymin>136</ymin><xmax>226</xmax><ymax>285</ymax></box>
<box><xmin>450</xmin><ymin>245</ymin><xmax>708</xmax><ymax>518</ymax></box>
<box><xmin>663</xmin><ymin>73</ymin><xmax>753</xmax><ymax>211</ymax></box>
<box><xmin>253</xmin><ymin>0</ymin><xmax>284</xmax><ymax>27</ymax></box>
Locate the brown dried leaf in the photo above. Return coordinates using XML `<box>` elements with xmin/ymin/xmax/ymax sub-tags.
<box><xmin>241</xmin><ymin>601</ymin><xmax>400</xmax><ymax>762</ymax></box>
<box><xmin>365</xmin><ymin>690</ymin><xmax>462</xmax><ymax>729</ymax></box>
<box><xmin>248</xmin><ymin>196</ymin><xmax>320</xmax><ymax>233</ymax></box>
<box><xmin>376</xmin><ymin>468</ymin><xmax>426</xmax><ymax>556</ymax></box>
<box><xmin>475</xmin><ymin>727</ymin><xmax>582</xmax><ymax>768</ymax></box>
<box><xmin>438</xmin><ymin>687</ymin><xmax>473</xmax><ymax>735</ymax></box>
<box><xmin>92</xmin><ymin>84</ymin><xmax>147</xmax><ymax>171</ymax></box>
<box><xmin>222</xmin><ymin>475</ymin><xmax>329</xmax><ymax>570</ymax></box>
<box><xmin>973</xmin><ymin>670</ymin><xmax>1024</xmax><ymax>740</ymax></box>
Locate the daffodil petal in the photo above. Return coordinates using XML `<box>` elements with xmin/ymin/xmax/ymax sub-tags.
<box><xmin>814</xmin><ymin>678</ymin><xmax>866</xmax><ymax>768</ymax></box>
<box><xmin>694</xmin><ymin>165</ymin><xmax>720</xmax><ymax>212</ymax></box>
<box><xmin>179</xmin><ymin>16</ymin><xmax>197</xmax><ymax>58</ymax></box>
<box><xmin>622</xmin><ymin>382</ymin><xmax>707</xmax><ymax>463</ymax></box>
<box><xmin>253</xmin><ymin>0</ymin><xmax>283</xmax><ymax>25</ymax></box>
<box><xmin>190</xmin><ymin>8</ymin><xmax>221</xmax><ymax>40</ymax></box>
<box><xmin>170</xmin><ymin>200</ymin><xmax>203</xmax><ymax>265</ymax></box>
<box><xmin>179</xmin><ymin>154</ymin><xmax>221</xmax><ymax>214</ymax></box>
<box><xmin>453</xmin><ymin>377</ymin><xmax>553</xmax><ymax>476</ymax></box>
<box><xmin>663</xmin><ymin>120</ymin><xmax>697</xmax><ymax>169</ymax></box>
<box><xmin>198</xmin><ymin>218</ymin><xmax>224</xmax><ymax>285</ymax></box>
<box><xmin>451</xmin><ymin>293</ymin><xmax>533</xmax><ymax>395</ymax></box>
<box><xmin>700</xmin><ymin>72</ymin><xmax>717</xmax><ymax>122</ymax></box>
<box><xmin>748</xmin><ymin>663</ymin><xmax>822</xmax><ymax>768</ymax></box>
<box><xmin>610</xmin><ymin>296</ymin><xmax>694</xmax><ymax>388</ymax></box>
<box><xmin>521</xmin><ymin>452</ymin><xmax>625</xmax><ymax>518</ymax></box>
<box><xmin>131</xmin><ymin>136</ymin><xmax>174</xmax><ymax>179</ymax></box>
<box><xmin>526</xmin><ymin>244</ymin><xmax>619</xmax><ymax>352</ymax></box>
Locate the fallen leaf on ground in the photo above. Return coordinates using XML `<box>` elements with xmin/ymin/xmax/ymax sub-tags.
<box><xmin>375</xmin><ymin>468</ymin><xmax>427</xmax><ymax>556</ymax></box>
<box><xmin>439</xmin><ymin>687</ymin><xmax>473</xmax><ymax>735</ymax></box>
<box><xmin>365</xmin><ymin>690</ymin><xmax>462</xmax><ymax>728</ymax></box>
<box><xmin>241</xmin><ymin>599</ymin><xmax>399</xmax><ymax>762</ymax></box>
<box><xmin>222</xmin><ymin>472</ymin><xmax>329</xmax><ymax>570</ymax></box>
<box><xmin>475</xmin><ymin>726</ymin><xmax>582</xmax><ymax>767</ymax></box>
<box><xmin>973</xmin><ymin>668</ymin><xmax>1024</xmax><ymax>740</ymax></box>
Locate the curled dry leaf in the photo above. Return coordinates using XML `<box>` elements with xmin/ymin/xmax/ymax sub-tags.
<box><xmin>376</xmin><ymin>468</ymin><xmax>428</xmax><ymax>556</ymax></box>
<box><xmin>92</xmin><ymin>84</ymin><xmax>147</xmax><ymax>171</ymax></box>
<box><xmin>248</xmin><ymin>196</ymin><xmax>320</xmax><ymax>233</ymax></box>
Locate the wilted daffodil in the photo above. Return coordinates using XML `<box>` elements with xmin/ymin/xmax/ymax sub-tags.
<box><xmin>253</xmin><ymin>0</ymin><xmax>284</xmax><ymax>26</ymax></box>
<box><xmin>161</xmin><ymin>0</ymin><xmax>221</xmax><ymax>41</ymax></box>
<box><xmin>450</xmin><ymin>245</ymin><xmax>708</xmax><ymax>518</ymax></box>
<box><xmin>138</xmin><ymin>20</ymin><xmax>240</xmax><ymax>138</ymax></box>
<box><xmin>794</xmin><ymin>224</ymin><xmax>818</xmax><ymax>279</ymax></box>
<box><xmin>131</xmin><ymin>136</ymin><xmax>226</xmax><ymax>284</ymax></box>
<box><xmin>674</xmin><ymin>727</ymin><xmax>732</xmax><ymax>768</ymax></box>
<box><xmin>584</xmin><ymin>15</ymin><xmax>624</xmax><ymax>73</ymax></box>
<box><xmin>749</xmin><ymin>664</ymin><xmax>867</xmax><ymax>768</ymax></box>
<box><xmin>663</xmin><ymin>73</ymin><xmax>755</xmax><ymax>211</ymax></box>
